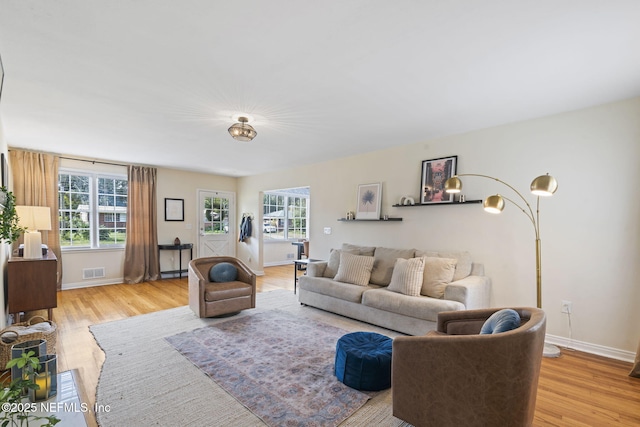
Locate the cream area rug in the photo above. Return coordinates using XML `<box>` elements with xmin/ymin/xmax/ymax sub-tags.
<box><xmin>90</xmin><ymin>290</ymin><xmax>409</xmax><ymax>426</ymax></box>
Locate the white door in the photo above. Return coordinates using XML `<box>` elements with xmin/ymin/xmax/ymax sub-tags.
<box><xmin>198</xmin><ymin>190</ymin><xmax>236</xmax><ymax>257</ymax></box>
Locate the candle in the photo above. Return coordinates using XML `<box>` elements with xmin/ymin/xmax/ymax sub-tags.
<box><xmin>33</xmin><ymin>372</ymin><xmax>50</xmax><ymax>401</ymax></box>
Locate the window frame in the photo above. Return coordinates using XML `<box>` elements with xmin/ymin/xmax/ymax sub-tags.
<box><xmin>58</xmin><ymin>168</ymin><xmax>128</xmax><ymax>251</ymax></box>
<box><xmin>263</xmin><ymin>190</ymin><xmax>309</xmax><ymax>242</ymax></box>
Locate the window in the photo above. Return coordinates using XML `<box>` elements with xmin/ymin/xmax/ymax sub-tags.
<box><xmin>58</xmin><ymin>171</ymin><xmax>128</xmax><ymax>248</ymax></box>
<box><xmin>263</xmin><ymin>187</ymin><xmax>309</xmax><ymax>240</ymax></box>
<box><xmin>202</xmin><ymin>195</ymin><xmax>230</xmax><ymax>234</ymax></box>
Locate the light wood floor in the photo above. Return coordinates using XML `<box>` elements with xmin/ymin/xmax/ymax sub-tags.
<box><xmin>15</xmin><ymin>265</ymin><xmax>640</xmax><ymax>426</ymax></box>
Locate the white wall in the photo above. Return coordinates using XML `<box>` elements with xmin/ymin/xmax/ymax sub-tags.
<box><xmin>238</xmin><ymin>97</ymin><xmax>640</xmax><ymax>358</ymax></box>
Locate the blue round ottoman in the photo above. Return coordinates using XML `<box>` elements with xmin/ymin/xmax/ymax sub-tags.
<box><xmin>334</xmin><ymin>332</ymin><xmax>393</xmax><ymax>391</ymax></box>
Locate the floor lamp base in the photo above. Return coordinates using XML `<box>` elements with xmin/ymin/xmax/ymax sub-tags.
<box><xmin>543</xmin><ymin>343</ymin><xmax>561</xmax><ymax>358</ymax></box>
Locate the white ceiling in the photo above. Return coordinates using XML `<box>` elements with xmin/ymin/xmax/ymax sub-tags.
<box><xmin>1</xmin><ymin>1</ymin><xmax>639</xmax><ymax>177</ymax></box>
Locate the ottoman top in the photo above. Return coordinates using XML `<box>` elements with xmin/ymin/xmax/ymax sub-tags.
<box><xmin>337</xmin><ymin>332</ymin><xmax>392</xmax><ymax>356</ymax></box>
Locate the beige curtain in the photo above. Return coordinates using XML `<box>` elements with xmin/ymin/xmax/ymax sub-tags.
<box><xmin>123</xmin><ymin>165</ymin><xmax>159</xmax><ymax>283</ymax></box>
<box><xmin>8</xmin><ymin>150</ymin><xmax>62</xmax><ymax>289</ymax></box>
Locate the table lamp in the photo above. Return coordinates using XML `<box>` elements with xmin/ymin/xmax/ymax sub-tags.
<box><xmin>16</xmin><ymin>205</ymin><xmax>52</xmax><ymax>259</ymax></box>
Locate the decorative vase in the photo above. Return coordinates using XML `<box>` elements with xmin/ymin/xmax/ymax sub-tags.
<box><xmin>174</xmin><ymin>237</ymin><xmax>181</xmax><ymax>245</ymax></box>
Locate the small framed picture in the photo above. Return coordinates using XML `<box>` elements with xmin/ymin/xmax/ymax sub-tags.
<box><xmin>420</xmin><ymin>156</ymin><xmax>457</xmax><ymax>204</ymax></box>
<box><xmin>165</xmin><ymin>198</ymin><xmax>184</xmax><ymax>221</ymax></box>
<box><xmin>356</xmin><ymin>183</ymin><xmax>382</xmax><ymax>220</ymax></box>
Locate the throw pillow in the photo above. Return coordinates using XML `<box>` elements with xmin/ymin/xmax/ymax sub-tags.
<box><xmin>480</xmin><ymin>309</ymin><xmax>521</xmax><ymax>334</ymax></box>
<box><xmin>209</xmin><ymin>262</ymin><xmax>238</xmax><ymax>282</ymax></box>
<box><xmin>421</xmin><ymin>257</ymin><xmax>457</xmax><ymax>298</ymax></box>
<box><xmin>334</xmin><ymin>252</ymin><xmax>375</xmax><ymax>286</ymax></box>
<box><xmin>415</xmin><ymin>250</ymin><xmax>473</xmax><ymax>281</ymax></box>
<box><xmin>370</xmin><ymin>247</ymin><xmax>415</xmax><ymax>286</ymax></box>
<box><xmin>387</xmin><ymin>257</ymin><xmax>426</xmax><ymax>296</ymax></box>
<box><xmin>323</xmin><ymin>248</ymin><xmax>341</xmax><ymax>278</ymax></box>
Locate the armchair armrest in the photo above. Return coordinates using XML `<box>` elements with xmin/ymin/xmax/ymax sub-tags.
<box><xmin>444</xmin><ymin>275</ymin><xmax>491</xmax><ymax>309</ymax></box>
<box><xmin>306</xmin><ymin>261</ymin><xmax>327</xmax><ymax>277</ymax></box>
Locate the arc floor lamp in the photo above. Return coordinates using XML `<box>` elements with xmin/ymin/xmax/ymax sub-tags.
<box><xmin>444</xmin><ymin>173</ymin><xmax>560</xmax><ymax>357</ymax></box>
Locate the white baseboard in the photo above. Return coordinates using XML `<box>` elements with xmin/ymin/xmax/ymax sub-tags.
<box><xmin>62</xmin><ymin>278</ymin><xmax>123</xmax><ymax>290</ymax></box>
<box><xmin>546</xmin><ymin>333</ymin><xmax>636</xmax><ymax>363</ymax></box>
<box><xmin>264</xmin><ymin>261</ymin><xmax>294</xmax><ymax>267</ymax></box>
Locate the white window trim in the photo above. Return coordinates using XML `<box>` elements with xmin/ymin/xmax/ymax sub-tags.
<box><xmin>59</xmin><ymin>168</ymin><xmax>127</xmax><ymax>251</ymax></box>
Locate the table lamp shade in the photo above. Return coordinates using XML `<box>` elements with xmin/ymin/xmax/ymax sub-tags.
<box><xmin>16</xmin><ymin>206</ymin><xmax>51</xmax><ymax>259</ymax></box>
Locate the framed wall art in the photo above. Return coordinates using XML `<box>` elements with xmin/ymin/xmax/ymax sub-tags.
<box><xmin>420</xmin><ymin>155</ymin><xmax>457</xmax><ymax>204</ymax></box>
<box><xmin>356</xmin><ymin>182</ymin><xmax>382</xmax><ymax>220</ymax></box>
<box><xmin>164</xmin><ymin>198</ymin><xmax>184</xmax><ymax>221</ymax></box>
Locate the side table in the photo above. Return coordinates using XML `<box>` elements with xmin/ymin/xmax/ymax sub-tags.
<box><xmin>293</xmin><ymin>258</ymin><xmax>322</xmax><ymax>294</ymax></box>
<box><xmin>158</xmin><ymin>243</ymin><xmax>193</xmax><ymax>278</ymax></box>
<box><xmin>7</xmin><ymin>252</ymin><xmax>58</xmax><ymax>321</ymax></box>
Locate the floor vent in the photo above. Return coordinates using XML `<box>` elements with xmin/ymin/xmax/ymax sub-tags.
<box><xmin>83</xmin><ymin>267</ymin><xmax>106</xmax><ymax>280</ymax></box>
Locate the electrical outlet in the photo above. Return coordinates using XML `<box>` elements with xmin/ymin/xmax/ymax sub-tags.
<box><xmin>561</xmin><ymin>300</ymin><xmax>572</xmax><ymax>314</ymax></box>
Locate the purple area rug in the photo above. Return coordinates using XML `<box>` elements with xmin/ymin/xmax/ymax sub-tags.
<box><xmin>165</xmin><ymin>310</ymin><xmax>370</xmax><ymax>426</ymax></box>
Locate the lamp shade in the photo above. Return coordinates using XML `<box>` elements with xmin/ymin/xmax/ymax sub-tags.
<box><xmin>530</xmin><ymin>174</ymin><xmax>558</xmax><ymax>196</ymax></box>
<box><xmin>16</xmin><ymin>206</ymin><xmax>52</xmax><ymax>231</ymax></box>
<box><xmin>483</xmin><ymin>195</ymin><xmax>505</xmax><ymax>214</ymax></box>
<box><xmin>228</xmin><ymin>117</ymin><xmax>257</xmax><ymax>142</ymax></box>
<box><xmin>444</xmin><ymin>177</ymin><xmax>462</xmax><ymax>193</ymax></box>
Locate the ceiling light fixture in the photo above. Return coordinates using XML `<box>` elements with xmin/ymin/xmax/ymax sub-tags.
<box><xmin>228</xmin><ymin>116</ymin><xmax>257</xmax><ymax>142</ymax></box>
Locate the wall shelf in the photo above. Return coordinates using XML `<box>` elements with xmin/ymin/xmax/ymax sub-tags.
<box><xmin>392</xmin><ymin>200</ymin><xmax>482</xmax><ymax>207</ymax></box>
<box><xmin>338</xmin><ymin>218</ymin><xmax>403</xmax><ymax>222</ymax></box>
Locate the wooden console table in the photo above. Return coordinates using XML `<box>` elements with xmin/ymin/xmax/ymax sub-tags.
<box><xmin>158</xmin><ymin>243</ymin><xmax>193</xmax><ymax>278</ymax></box>
<box><xmin>7</xmin><ymin>251</ymin><xmax>58</xmax><ymax>321</ymax></box>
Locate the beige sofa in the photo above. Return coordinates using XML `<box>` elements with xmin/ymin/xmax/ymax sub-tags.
<box><xmin>298</xmin><ymin>243</ymin><xmax>491</xmax><ymax>335</ymax></box>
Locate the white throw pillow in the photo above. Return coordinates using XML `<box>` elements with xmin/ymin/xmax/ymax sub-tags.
<box><xmin>421</xmin><ymin>257</ymin><xmax>457</xmax><ymax>298</ymax></box>
<box><xmin>334</xmin><ymin>252</ymin><xmax>375</xmax><ymax>286</ymax></box>
<box><xmin>387</xmin><ymin>257</ymin><xmax>426</xmax><ymax>296</ymax></box>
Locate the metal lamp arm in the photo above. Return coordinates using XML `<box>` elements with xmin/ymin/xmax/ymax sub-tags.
<box><xmin>455</xmin><ymin>173</ymin><xmax>537</xmax><ymax>227</ymax></box>
<box><xmin>498</xmin><ymin>194</ymin><xmax>540</xmax><ymax>239</ymax></box>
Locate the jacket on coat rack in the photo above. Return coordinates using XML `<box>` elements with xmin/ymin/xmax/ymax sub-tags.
<box><xmin>239</xmin><ymin>215</ymin><xmax>252</xmax><ymax>242</ymax></box>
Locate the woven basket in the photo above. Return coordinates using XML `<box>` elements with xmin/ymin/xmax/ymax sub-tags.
<box><xmin>0</xmin><ymin>316</ymin><xmax>57</xmax><ymax>368</ymax></box>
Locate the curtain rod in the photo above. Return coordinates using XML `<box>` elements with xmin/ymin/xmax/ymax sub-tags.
<box><xmin>58</xmin><ymin>156</ymin><xmax>128</xmax><ymax>168</ymax></box>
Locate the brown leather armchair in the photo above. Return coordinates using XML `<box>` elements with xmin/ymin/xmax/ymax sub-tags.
<box><xmin>392</xmin><ymin>307</ymin><xmax>546</xmax><ymax>427</ymax></box>
<box><xmin>188</xmin><ymin>256</ymin><xmax>256</xmax><ymax>318</ymax></box>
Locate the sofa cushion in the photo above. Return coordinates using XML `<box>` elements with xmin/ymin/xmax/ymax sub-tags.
<box><xmin>387</xmin><ymin>257</ymin><xmax>425</xmax><ymax>296</ymax></box>
<box><xmin>362</xmin><ymin>288</ymin><xmax>465</xmax><ymax>322</ymax></box>
<box><xmin>341</xmin><ymin>243</ymin><xmax>376</xmax><ymax>256</ymax></box>
<box><xmin>209</xmin><ymin>262</ymin><xmax>238</xmax><ymax>282</ymax></box>
<box><xmin>370</xmin><ymin>247</ymin><xmax>415</xmax><ymax>286</ymax></box>
<box><xmin>334</xmin><ymin>252</ymin><xmax>375</xmax><ymax>286</ymax></box>
<box><xmin>323</xmin><ymin>249</ymin><xmax>341</xmax><ymax>278</ymax></box>
<box><xmin>298</xmin><ymin>276</ymin><xmax>373</xmax><ymax>303</ymax></box>
<box><xmin>421</xmin><ymin>257</ymin><xmax>457</xmax><ymax>298</ymax></box>
<box><xmin>480</xmin><ymin>309</ymin><xmax>521</xmax><ymax>334</ymax></box>
<box><xmin>415</xmin><ymin>250</ymin><xmax>473</xmax><ymax>281</ymax></box>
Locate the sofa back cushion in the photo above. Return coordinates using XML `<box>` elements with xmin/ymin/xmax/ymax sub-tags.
<box><xmin>341</xmin><ymin>243</ymin><xmax>376</xmax><ymax>256</ymax></box>
<box><xmin>387</xmin><ymin>257</ymin><xmax>425</xmax><ymax>296</ymax></box>
<box><xmin>416</xmin><ymin>250</ymin><xmax>473</xmax><ymax>281</ymax></box>
<box><xmin>421</xmin><ymin>256</ymin><xmax>457</xmax><ymax>298</ymax></box>
<box><xmin>334</xmin><ymin>252</ymin><xmax>375</xmax><ymax>286</ymax></box>
<box><xmin>370</xmin><ymin>247</ymin><xmax>416</xmax><ymax>286</ymax></box>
